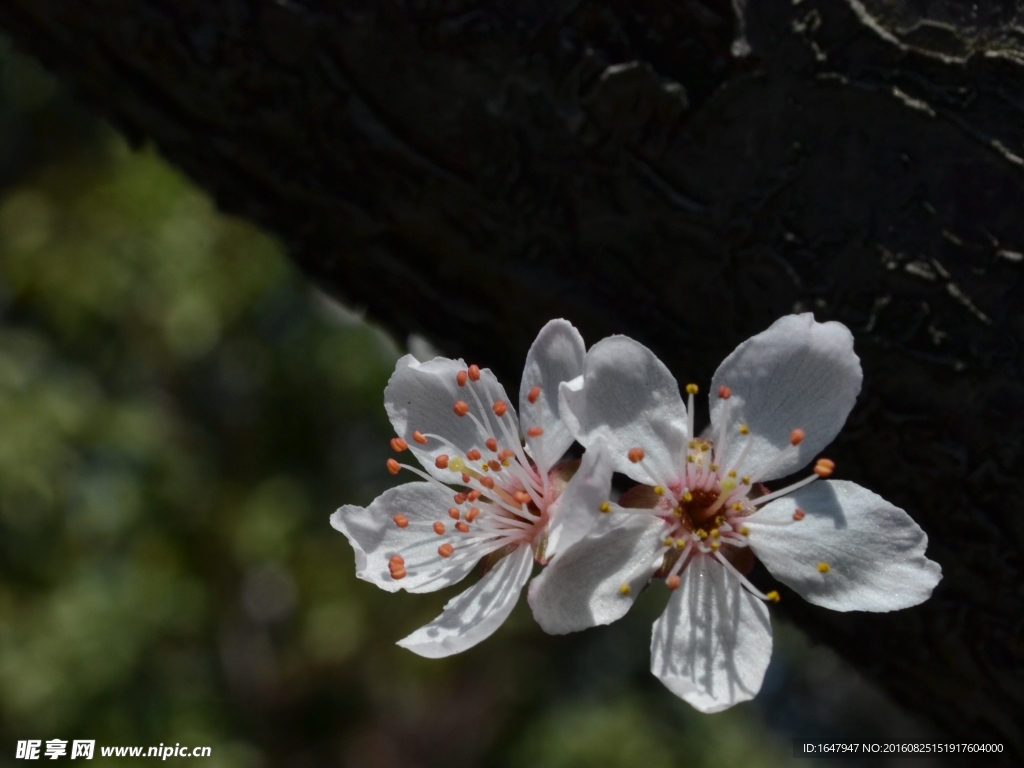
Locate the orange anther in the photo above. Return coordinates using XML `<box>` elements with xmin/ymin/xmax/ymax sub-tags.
<box><xmin>466</xmin><ymin>507</ymin><xmax>481</xmax><ymax>522</ymax></box>
<box><xmin>492</xmin><ymin>400</ymin><xmax>508</xmax><ymax>417</ymax></box>
<box><xmin>790</xmin><ymin>428</ymin><xmax>805</xmax><ymax>446</ymax></box>
<box><xmin>392</xmin><ymin>514</ymin><xmax>409</xmax><ymax>528</ymax></box>
<box><xmin>390</xmin><ymin>437</ymin><xmax>409</xmax><ymax>452</ymax></box>
<box><xmin>814</xmin><ymin>458</ymin><xmax>835</xmax><ymax>478</ymax></box>
<box><xmin>433</xmin><ymin>521</ymin><xmax>446</xmax><ymax>535</ymax></box>
<box><xmin>468</xmin><ymin>364</ymin><xmax>481</xmax><ymax>381</ymax></box>
<box><xmin>386</xmin><ymin>458</ymin><xmax>401</xmax><ymax>475</ymax></box>
<box><xmin>466</xmin><ymin>449</ymin><xmax>482</xmax><ymax>461</ymax></box>
<box><xmin>480</xmin><ymin>477</ymin><xmax>495</xmax><ymax>489</ymax></box>
<box><xmin>413</xmin><ymin>431</ymin><xmax>428</xmax><ymax>444</ymax></box>
<box><xmin>389</xmin><ymin>567</ymin><xmax>406</xmax><ymax>580</ymax></box>
<box><xmin>455</xmin><ymin>521</ymin><xmax>470</xmax><ymax>533</ymax></box>
<box><xmin>454</xmin><ymin>401</ymin><xmax>470</xmax><ymax>417</ymax></box>
<box><xmin>513</xmin><ymin>491</ymin><xmax>531</xmax><ymax>505</ymax></box>
<box><xmin>389</xmin><ymin>554</ymin><xmax>405</xmax><ymax>566</ymax></box>
<box><xmin>792</xmin><ymin>509</ymin><xmax>806</xmax><ymax>521</ymax></box>
<box><xmin>718</xmin><ymin>385</ymin><xmax>732</xmax><ymax>399</ymax></box>
<box><xmin>467</xmin><ymin>490</ymin><xmax>482</xmax><ymax>501</ymax></box>
<box><xmin>456</xmin><ymin>370</ymin><xmax>468</xmax><ymax>387</ymax></box>
<box><xmin>485</xmin><ymin>437</ymin><xmax>499</xmax><ymax>452</ymax></box>
<box><xmin>628</xmin><ymin>447</ymin><xmax>645</xmax><ymax>463</ymax></box>
<box><xmin>435</xmin><ymin>454</ymin><xmax>450</xmax><ymax>469</ymax></box>
<box><xmin>448</xmin><ymin>507</ymin><xmax>461</xmax><ymax>520</ymax></box>
<box><xmin>488</xmin><ymin>460</ymin><xmax>502</xmax><ymax>472</ymax></box>
<box><xmin>498</xmin><ymin>449</ymin><xmax>515</xmax><ymax>461</ymax></box>
<box><xmin>528</xmin><ymin>386</ymin><xmax>541</xmax><ymax>403</ymax></box>
<box><xmin>438</xmin><ymin>543</ymin><xmax>455</xmax><ymax>558</ymax></box>
<box><xmin>527</xmin><ymin>426</ymin><xmax>544</xmax><ymax>437</ymax></box>
<box><xmin>666</xmin><ymin>575</ymin><xmax>681</xmax><ymax>590</ymax></box>
<box><xmin>461</xmin><ymin>473</ymin><xmax>471</xmax><ymax>484</ymax></box>
<box><xmin>453</xmin><ymin>492</ymin><xmax>467</xmax><ymax>504</ymax></box>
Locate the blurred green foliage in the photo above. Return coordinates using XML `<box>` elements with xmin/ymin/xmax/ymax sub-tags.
<box><xmin>0</xmin><ymin>39</ymin><xmax>819</xmax><ymax>768</ymax></box>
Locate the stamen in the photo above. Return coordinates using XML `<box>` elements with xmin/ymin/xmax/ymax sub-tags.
<box><xmin>468</xmin><ymin>364</ymin><xmax>481</xmax><ymax>382</ymax></box>
<box><xmin>453</xmin><ymin>401</ymin><xmax>470</xmax><ymax>417</ymax></box>
<box><xmin>528</xmin><ymin>386</ymin><xmax>541</xmax><ymax>403</ymax></box>
<box><xmin>766</xmin><ymin>590</ymin><xmax>780</xmax><ymax>603</ymax></box>
<box><xmin>685</xmin><ymin>383</ymin><xmax>697</xmax><ymax>442</ymax></box>
<box><xmin>456</xmin><ymin>370</ymin><xmax>468</xmax><ymax>387</ymax></box>
<box><xmin>713</xmin><ymin>551</ymin><xmax>778</xmax><ymax>603</ymax></box>
<box><xmin>750</xmin><ymin>473</ymin><xmax>819</xmax><ymax>506</ymax></box>
<box><xmin>392</xmin><ymin>514</ymin><xmax>409</xmax><ymax>528</ymax></box>
<box><xmin>413</xmin><ymin>431</ymin><xmax>428</xmax><ymax>444</ymax></box>
<box><xmin>386</xmin><ymin>459</ymin><xmax>401</xmax><ymax>475</ymax></box>
<box><xmin>814</xmin><ymin>458</ymin><xmax>835</xmax><ymax>477</ymax></box>
<box><xmin>390</xmin><ymin>437</ymin><xmax>408</xmax><ymax>452</ymax></box>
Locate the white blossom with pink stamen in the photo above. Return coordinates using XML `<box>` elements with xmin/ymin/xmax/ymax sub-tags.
<box><xmin>332</xmin><ymin>319</ymin><xmax>613</xmax><ymax>658</ymax></box>
<box><xmin>528</xmin><ymin>313</ymin><xmax>941</xmax><ymax>712</ymax></box>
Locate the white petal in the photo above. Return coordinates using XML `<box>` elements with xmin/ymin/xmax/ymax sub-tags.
<box><xmin>396</xmin><ymin>542</ymin><xmax>534</xmax><ymax>658</ymax></box>
<box><xmin>709</xmin><ymin>314</ymin><xmax>862</xmax><ymax>481</ymax></box>
<box><xmin>544</xmin><ymin>439</ymin><xmax>614</xmax><ymax>559</ymax></box>
<box><xmin>528</xmin><ymin>511</ymin><xmax>669</xmax><ymax>634</ymax></box>
<box><xmin>650</xmin><ymin>556</ymin><xmax>772</xmax><ymax>713</ymax></box>
<box><xmin>745</xmin><ymin>480</ymin><xmax>942</xmax><ymax>612</ymax></box>
<box><xmin>559</xmin><ymin>336</ymin><xmax>687</xmax><ymax>486</ymax></box>
<box><xmin>519</xmin><ymin>319</ymin><xmax>586</xmax><ymax>472</ymax></box>
<box><xmin>385</xmin><ymin>354</ymin><xmax>516</xmax><ymax>483</ymax></box>
<box><xmin>330</xmin><ymin>482</ymin><xmax>476</xmax><ymax>594</ymax></box>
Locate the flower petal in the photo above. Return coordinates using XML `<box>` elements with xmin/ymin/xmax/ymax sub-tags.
<box><xmin>396</xmin><ymin>542</ymin><xmax>534</xmax><ymax>658</ymax></box>
<box><xmin>745</xmin><ymin>480</ymin><xmax>942</xmax><ymax>612</ymax></box>
<box><xmin>385</xmin><ymin>354</ymin><xmax>515</xmax><ymax>483</ymax></box>
<box><xmin>709</xmin><ymin>313</ymin><xmax>862</xmax><ymax>481</ymax></box>
<box><xmin>519</xmin><ymin>319</ymin><xmax>586</xmax><ymax>472</ymax></box>
<box><xmin>330</xmin><ymin>482</ymin><xmax>476</xmax><ymax>594</ymax></box>
<box><xmin>528</xmin><ymin>511</ymin><xmax>669</xmax><ymax>634</ymax></box>
<box><xmin>650</xmin><ymin>556</ymin><xmax>772</xmax><ymax>713</ymax></box>
<box><xmin>559</xmin><ymin>336</ymin><xmax>687</xmax><ymax>486</ymax></box>
<box><xmin>544</xmin><ymin>439</ymin><xmax>614</xmax><ymax>559</ymax></box>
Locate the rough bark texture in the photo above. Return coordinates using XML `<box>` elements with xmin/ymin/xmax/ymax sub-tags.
<box><xmin>1</xmin><ymin>0</ymin><xmax>1022</xmax><ymax>753</ymax></box>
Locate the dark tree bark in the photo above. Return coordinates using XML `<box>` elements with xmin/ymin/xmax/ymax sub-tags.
<box><xmin>1</xmin><ymin>0</ymin><xmax>1022</xmax><ymax>753</ymax></box>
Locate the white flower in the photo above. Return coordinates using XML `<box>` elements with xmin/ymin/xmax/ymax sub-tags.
<box><xmin>528</xmin><ymin>313</ymin><xmax>942</xmax><ymax>712</ymax></box>
<box><xmin>332</xmin><ymin>320</ymin><xmax>613</xmax><ymax>658</ymax></box>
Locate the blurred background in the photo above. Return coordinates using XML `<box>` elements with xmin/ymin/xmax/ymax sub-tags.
<box><xmin>0</xmin><ymin>38</ymin><xmax>949</xmax><ymax>768</ymax></box>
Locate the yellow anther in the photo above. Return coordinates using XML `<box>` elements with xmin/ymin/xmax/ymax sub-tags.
<box><xmin>448</xmin><ymin>457</ymin><xmax>466</xmax><ymax>472</ymax></box>
<box><xmin>674</xmin><ymin>538</ymin><xmax>686</xmax><ymax>549</ymax></box>
<box><xmin>618</xmin><ymin>583</ymin><xmax>632</xmax><ymax>595</ymax></box>
<box><xmin>741</xmin><ymin>476</ymin><xmax>750</xmax><ymax>485</ymax></box>
<box><xmin>653</xmin><ymin>486</ymin><xmax>664</xmax><ymax>496</ymax></box>
<box><xmin>663</xmin><ymin>536</ymin><xmax>674</xmax><ymax>547</ymax></box>
<box><xmin>709</xmin><ymin>528</ymin><xmax>720</xmax><ymax>539</ymax></box>
<box><xmin>672</xmin><ymin>507</ymin><xmax>683</xmax><ymax>517</ymax></box>
<box><xmin>766</xmin><ymin>590</ymin><xmax>781</xmax><ymax>603</ymax></box>
<box><xmin>696</xmin><ymin>529</ymin><xmax>708</xmax><ymax>540</ymax></box>
<box><xmin>700</xmin><ymin>444</ymin><xmax>709</xmax><ymax>452</ymax></box>
<box><xmin>710</xmin><ymin>540</ymin><xmax>720</xmax><ymax>551</ymax></box>
<box><xmin>720</xmin><ymin>478</ymin><xmax>737</xmax><ymax>494</ymax></box>
<box><xmin>682</xmin><ymin>492</ymin><xmax>693</xmax><ymax>502</ymax></box>
<box><xmin>728</xmin><ymin>470</ymin><xmax>737</xmax><ymax>478</ymax></box>
<box><xmin>817</xmin><ymin>562</ymin><xmax>831</xmax><ymax>573</ymax></box>
<box><xmin>715</xmin><ymin>516</ymin><xmax>726</xmax><ymax>525</ymax></box>
<box><xmin>687</xmin><ymin>455</ymin><xmax>695</xmax><ymax>463</ymax></box>
<box><xmin>739</xmin><ymin>424</ymin><xmax>750</xmax><ymax>435</ymax></box>
<box><xmin>739</xmin><ymin>526</ymin><xmax>750</xmax><ymax>536</ymax></box>
<box><xmin>481</xmin><ymin>463</ymin><xmax>490</xmax><ymax>472</ymax></box>
<box><xmin>688</xmin><ymin>441</ymin><xmax>697</xmax><ymax>449</ymax></box>
<box><xmin>731</xmin><ymin>502</ymin><xmax>744</xmax><ymax>511</ymax></box>
<box><xmin>709</xmin><ymin>464</ymin><xmax>718</xmax><ymax>471</ymax></box>
<box><xmin>599</xmin><ymin>501</ymin><xmax>611</xmax><ymax>513</ymax></box>
<box><xmin>501</xmin><ymin>460</ymin><xmax>510</xmax><ymax>466</ymax></box>
<box><xmin>685</xmin><ymin>383</ymin><xmax>699</xmax><ymax>395</ymax></box>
